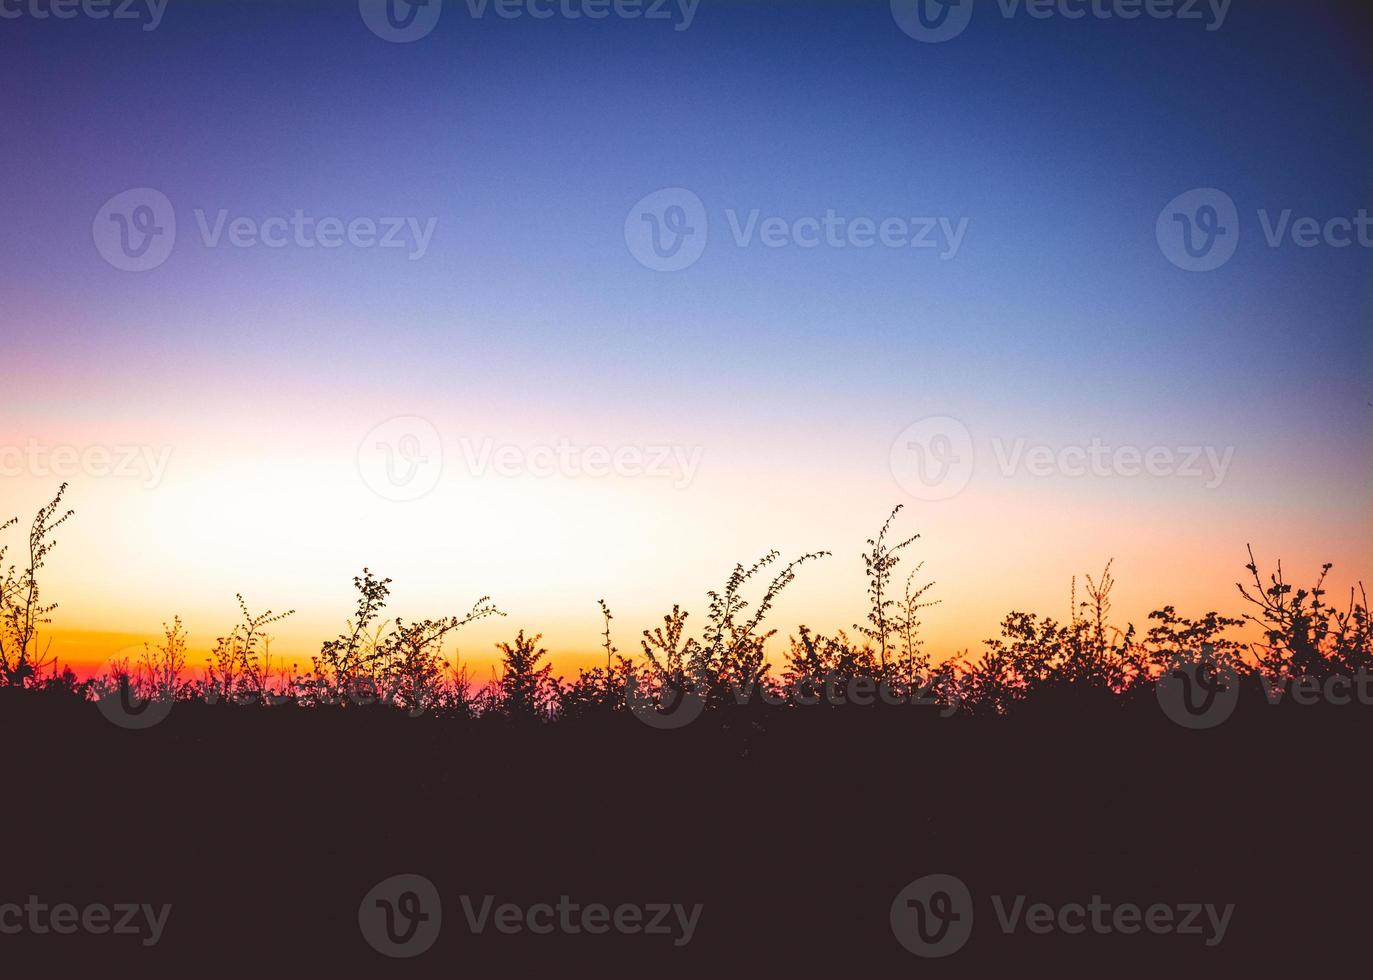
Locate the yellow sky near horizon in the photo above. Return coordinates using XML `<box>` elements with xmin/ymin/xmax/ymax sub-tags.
<box><xmin>35</xmin><ymin>508</ymin><xmax>1371</xmax><ymax>683</ymax></box>
<box><xmin>5</xmin><ymin>406</ymin><xmax>1370</xmax><ymax>683</ymax></box>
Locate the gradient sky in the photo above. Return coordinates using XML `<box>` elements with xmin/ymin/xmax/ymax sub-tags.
<box><xmin>3</xmin><ymin>0</ymin><xmax>1370</xmax><ymax>676</ymax></box>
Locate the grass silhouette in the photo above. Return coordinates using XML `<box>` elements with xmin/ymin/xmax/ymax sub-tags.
<box><xmin>5</xmin><ymin>491</ymin><xmax>1364</xmax><ymax>722</ymax></box>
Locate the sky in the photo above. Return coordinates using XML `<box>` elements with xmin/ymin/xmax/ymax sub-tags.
<box><xmin>2</xmin><ymin>0</ymin><xmax>1370</xmax><ymax>677</ymax></box>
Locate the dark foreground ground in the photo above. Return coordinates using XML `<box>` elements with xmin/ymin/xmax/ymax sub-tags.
<box><xmin>3</xmin><ymin>689</ymin><xmax>1369</xmax><ymax>978</ymax></box>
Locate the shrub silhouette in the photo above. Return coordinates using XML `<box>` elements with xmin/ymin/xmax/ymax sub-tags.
<box><xmin>299</xmin><ymin>568</ymin><xmax>503</xmax><ymax>714</ymax></box>
<box><xmin>558</xmin><ymin>600</ymin><xmax>640</xmax><ymax>720</ymax></box>
<box><xmin>1239</xmin><ymin>545</ymin><xmax>1373</xmax><ymax>679</ymax></box>
<box><xmin>2</xmin><ymin>487</ymin><xmax>1369</xmax><ymax>724</ymax></box>
<box><xmin>639</xmin><ymin>603</ymin><xmax>704</xmax><ymax>695</ymax></box>
<box><xmin>855</xmin><ymin>505</ymin><xmax>922</xmax><ymax>670</ymax></box>
<box><xmin>492</xmin><ymin>630</ymin><xmax>557</xmax><ymax>721</ymax></box>
<box><xmin>0</xmin><ymin>484</ymin><xmax>73</xmax><ymax>686</ymax></box>
<box><xmin>143</xmin><ymin>616</ymin><xmax>189</xmax><ymax>696</ymax></box>
<box><xmin>308</xmin><ymin>567</ymin><xmax>393</xmax><ymax>700</ymax></box>
<box><xmin>206</xmin><ymin>594</ymin><xmax>295</xmax><ymax>704</ymax></box>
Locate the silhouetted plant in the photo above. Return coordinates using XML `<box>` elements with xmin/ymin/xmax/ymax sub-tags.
<box><xmin>781</xmin><ymin>627</ymin><xmax>879</xmax><ymax>698</ymax></box>
<box><xmin>1143</xmin><ymin>606</ymin><xmax>1245</xmax><ymax>669</ymax></box>
<box><xmin>702</xmin><ymin>549</ymin><xmax>829</xmax><ymax>703</ymax></box>
<box><xmin>94</xmin><ymin>655</ymin><xmax>140</xmax><ymax>703</ymax></box>
<box><xmin>372</xmin><ymin>597</ymin><xmax>504</xmax><ymax>715</ymax></box>
<box><xmin>1063</xmin><ymin>561</ymin><xmax>1145</xmax><ymax>691</ymax></box>
<box><xmin>142</xmin><ymin>616</ymin><xmax>189</xmax><ymax>698</ymax></box>
<box><xmin>206</xmin><ymin>595</ymin><xmax>295</xmax><ymax>704</ymax></box>
<box><xmin>4</xmin><ymin>486</ymin><xmax>1369</xmax><ymax>733</ymax></box>
<box><xmin>639</xmin><ymin>604</ymin><xmax>705</xmax><ymax>694</ymax></box>
<box><xmin>558</xmin><ymin>600</ymin><xmax>640</xmax><ymax>719</ymax></box>
<box><xmin>494</xmin><ymin>630</ymin><xmax>557</xmax><ymax>721</ymax></box>
<box><xmin>896</xmin><ymin>565</ymin><xmax>939</xmax><ymax>687</ymax></box>
<box><xmin>0</xmin><ymin>484</ymin><xmax>73</xmax><ymax>686</ymax></box>
<box><xmin>962</xmin><ymin>564</ymin><xmax>1145</xmax><ymax>714</ymax></box>
<box><xmin>856</xmin><ymin>506</ymin><xmax>921</xmax><ymax>671</ymax></box>
<box><xmin>442</xmin><ymin>656</ymin><xmax>478</xmax><ymax>718</ymax></box>
<box><xmin>302</xmin><ymin>569</ymin><xmax>502</xmax><ymax>711</ymax></box>
<box><xmin>1326</xmin><ymin>583</ymin><xmax>1372</xmax><ymax>675</ymax></box>
<box><xmin>311</xmin><ymin>567</ymin><xmax>393</xmax><ymax>700</ymax></box>
<box><xmin>778</xmin><ymin>515</ymin><xmax>945</xmax><ymax>707</ymax></box>
<box><xmin>962</xmin><ymin>611</ymin><xmax>1073</xmax><ymax>712</ymax></box>
<box><xmin>36</xmin><ymin>664</ymin><xmax>83</xmax><ymax>698</ymax></box>
<box><xmin>600</xmin><ymin>598</ymin><xmax>616</xmax><ymax>674</ymax></box>
<box><xmin>1238</xmin><ymin>546</ymin><xmax>1370</xmax><ymax>678</ymax></box>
